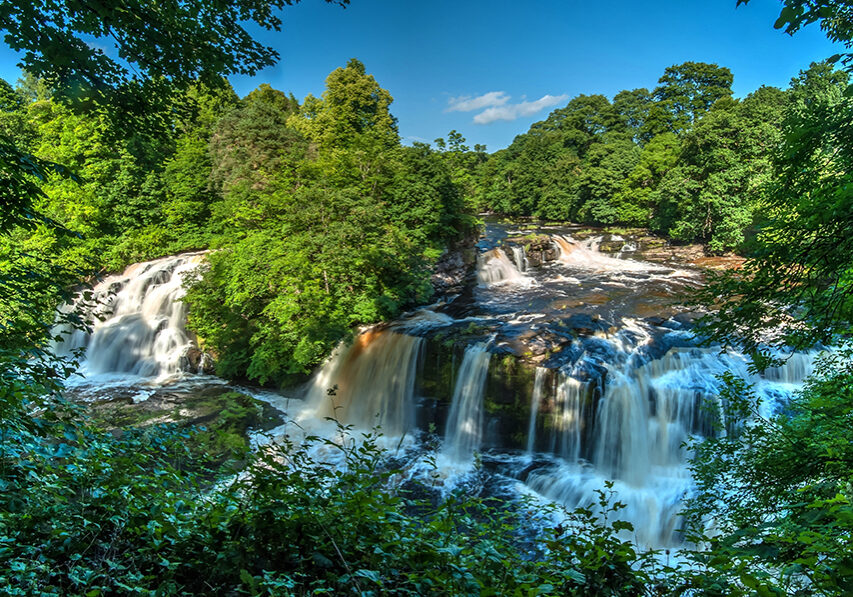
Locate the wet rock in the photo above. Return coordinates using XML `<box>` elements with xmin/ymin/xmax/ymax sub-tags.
<box><xmin>558</xmin><ymin>313</ymin><xmax>611</xmax><ymax>337</ymax></box>
<box><xmin>431</xmin><ymin>234</ymin><xmax>478</xmax><ymax>296</ymax></box>
<box><xmin>645</xmin><ymin>316</ymin><xmax>667</xmax><ymax>327</ymax></box>
<box><xmin>184</xmin><ymin>347</ymin><xmax>216</xmax><ymax>374</ymax></box>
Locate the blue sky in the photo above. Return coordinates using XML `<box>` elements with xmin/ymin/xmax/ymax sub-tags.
<box><xmin>0</xmin><ymin>0</ymin><xmax>842</xmax><ymax>151</ymax></box>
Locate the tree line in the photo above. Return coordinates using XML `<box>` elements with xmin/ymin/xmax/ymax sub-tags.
<box><xmin>465</xmin><ymin>59</ymin><xmax>847</xmax><ymax>254</ymax></box>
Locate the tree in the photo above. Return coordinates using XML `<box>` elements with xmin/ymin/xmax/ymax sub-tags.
<box><xmin>697</xmin><ymin>61</ymin><xmax>852</xmax><ymax>352</ymax></box>
<box><xmin>612</xmin><ymin>132</ymin><xmax>681</xmax><ymax>224</ymax></box>
<box><xmin>678</xmin><ymin>8</ymin><xmax>853</xmax><ymax>593</ymax></box>
<box><xmin>646</xmin><ymin>61</ymin><xmax>734</xmax><ymax>135</ymax></box>
<box><xmin>288</xmin><ymin>58</ymin><xmax>398</xmax><ymax>152</ymax></box>
<box><xmin>576</xmin><ymin>137</ymin><xmax>641</xmax><ymax>224</ymax></box>
<box><xmin>210</xmin><ymin>84</ymin><xmax>304</xmax><ymax>201</ymax></box>
<box><xmin>0</xmin><ymin>1</ymin><xmax>348</xmax><ymax>108</ymax></box>
<box><xmin>612</xmin><ymin>88</ymin><xmax>653</xmax><ymax>142</ymax></box>
<box><xmin>739</xmin><ymin>0</ymin><xmax>853</xmax><ymax>72</ymax></box>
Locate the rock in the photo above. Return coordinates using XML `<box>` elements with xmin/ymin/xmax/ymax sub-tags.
<box><xmin>184</xmin><ymin>347</ymin><xmax>216</xmax><ymax>374</ymax></box>
<box><xmin>431</xmin><ymin>233</ymin><xmax>478</xmax><ymax>296</ymax></box>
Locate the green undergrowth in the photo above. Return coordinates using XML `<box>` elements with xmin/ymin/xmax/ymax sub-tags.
<box><xmin>1</xmin><ymin>403</ymin><xmax>670</xmax><ymax>596</ymax></box>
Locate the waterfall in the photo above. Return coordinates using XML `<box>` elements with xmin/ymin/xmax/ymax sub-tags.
<box><xmin>443</xmin><ymin>342</ymin><xmax>492</xmax><ymax>462</ymax></box>
<box><xmin>763</xmin><ymin>352</ymin><xmax>814</xmax><ymax>384</ymax></box>
<box><xmin>526</xmin><ymin>367</ymin><xmax>547</xmax><ymax>454</ymax></box>
<box><xmin>304</xmin><ymin>329</ymin><xmax>423</xmax><ymax>437</ymax></box>
<box><xmin>553</xmin><ymin>235</ymin><xmax>665</xmax><ymax>273</ymax></box>
<box><xmin>510</xmin><ymin>245</ymin><xmax>528</xmax><ymax>272</ymax></box>
<box><xmin>524</xmin><ymin>343</ymin><xmax>817</xmax><ymax>546</ymax></box>
<box><xmin>55</xmin><ymin>252</ymin><xmax>206</xmax><ymax>382</ymax></box>
<box><xmin>476</xmin><ymin>248</ymin><xmax>532</xmax><ymax>286</ymax></box>
<box><xmin>552</xmin><ymin>375</ymin><xmax>589</xmax><ymax>463</ymax></box>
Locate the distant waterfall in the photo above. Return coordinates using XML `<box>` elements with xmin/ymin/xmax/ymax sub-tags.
<box><xmin>55</xmin><ymin>253</ymin><xmax>206</xmax><ymax>382</ymax></box>
<box><xmin>304</xmin><ymin>329</ymin><xmax>424</xmax><ymax>437</ymax></box>
<box><xmin>443</xmin><ymin>343</ymin><xmax>492</xmax><ymax>462</ymax></box>
<box><xmin>476</xmin><ymin>248</ymin><xmax>532</xmax><ymax>286</ymax></box>
<box><xmin>510</xmin><ymin>245</ymin><xmax>528</xmax><ymax>272</ymax></box>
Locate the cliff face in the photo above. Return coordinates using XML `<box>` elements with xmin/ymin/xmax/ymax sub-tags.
<box><xmin>430</xmin><ymin>231</ymin><xmax>479</xmax><ymax>296</ymax></box>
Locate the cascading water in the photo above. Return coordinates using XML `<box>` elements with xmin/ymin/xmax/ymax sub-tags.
<box><xmin>510</xmin><ymin>245</ymin><xmax>528</xmax><ymax>273</ymax></box>
<box><xmin>443</xmin><ymin>342</ymin><xmax>492</xmax><ymax>463</ymax></box>
<box><xmin>55</xmin><ymin>252</ymin><xmax>207</xmax><ymax>384</ymax></box>
<box><xmin>551</xmin><ymin>375</ymin><xmax>589</xmax><ymax>463</ymax></box>
<box><xmin>302</xmin><ymin>328</ymin><xmax>424</xmax><ymax>438</ymax></box>
<box><xmin>58</xmin><ymin>218</ymin><xmax>820</xmax><ymax>552</ymax></box>
<box><xmin>476</xmin><ymin>247</ymin><xmax>532</xmax><ymax>286</ymax></box>
<box><xmin>554</xmin><ymin>234</ymin><xmax>655</xmax><ymax>272</ymax></box>
<box><xmin>526</xmin><ymin>368</ymin><xmax>547</xmax><ymax>454</ymax></box>
<box><xmin>523</xmin><ymin>341</ymin><xmax>813</xmax><ymax>546</ymax></box>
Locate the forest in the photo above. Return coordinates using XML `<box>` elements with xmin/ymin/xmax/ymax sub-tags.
<box><xmin>1</xmin><ymin>0</ymin><xmax>853</xmax><ymax>595</ymax></box>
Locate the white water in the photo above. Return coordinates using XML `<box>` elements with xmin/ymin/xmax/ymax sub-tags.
<box><xmin>476</xmin><ymin>248</ymin><xmax>534</xmax><ymax>287</ymax></box>
<box><xmin>302</xmin><ymin>329</ymin><xmax>424</xmax><ymax>438</ymax></box>
<box><xmin>552</xmin><ymin>235</ymin><xmax>695</xmax><ymax>280</ymax></box>
<box><xmin>54</xmin><ymin>231</ymin><xmax>820</xmax><ymax>551</ymax></box>
<box><xmin>523</xmin><ymin>340</ymin><xmax>816</xmax><ymax>546</ymax></box>
<box><xmin>55</xmin><ymin>253</ymin><xmax>207</xmax><ymax>385</ymax></box>
<box><xmin>552</xmin><ymin>375</ymin><xmax>589</xmax><ymax>463</ymax></box>
<box><xmin>526</xmin><ymin>367</ymin><xmax>547</xmax><ymax>454</ymax></box>
<box><xmin>443</xmin><ymin>342</ymin><xmax>493</xmax><ymax>463</ymax></box>
<box><xmin>510</xmin><ymin>245</ymin><xmax>528</xmax><ymax>272</ymax></box>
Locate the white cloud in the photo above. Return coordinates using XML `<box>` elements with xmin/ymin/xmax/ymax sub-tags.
<box><xmin>446</xmin><ymin>91</ymin><xmax>510</xmax><ymax>113</ymax></box>
<box><xmin>473</xmin><ymin>94</ymin><xmax>569</xmax><ymax>124</ymax></box>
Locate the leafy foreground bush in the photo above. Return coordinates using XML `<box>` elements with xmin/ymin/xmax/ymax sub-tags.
<box><xmin>0</xmin><ymin>412</ymin><xmax>669</xmax><ymax>596</ymax></box>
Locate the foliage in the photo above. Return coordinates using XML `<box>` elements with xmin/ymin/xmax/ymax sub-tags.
<box><xmin>679</xmin><ymin>6</ymin><xmax>853</xmax><ymax>597</ymax></box>
<box><xmin>0</xmin><ymin>416</ymin><xmax>667</xmax><ymax>596</ymax></box>
<box><xmin>682</xmin><ymin>353</ymin><xmax>853</xmax><ymax>596</ymax></box>
<box><xmin>739</xmin><ymin>0</ymin><xmax>853</xmax><ymax>72</ymax></box>
<box><xmin>694</xmin><ymin>62</ymin><xmax>853</xmax><ymax>355</ymax></box>
<box><xmin>184</xmin><ymin>61</ymin><xmax>472</xmax><ymax>384</ymax></box>
<box><xmin>472</xmin><ymin>60</ymin><xmax>778</xmax><ymax>251</ymax></box>
<box><xmin>0</xmin><ymin>0</ymin><xmax>348</xmax><ymax>111</ymax></box>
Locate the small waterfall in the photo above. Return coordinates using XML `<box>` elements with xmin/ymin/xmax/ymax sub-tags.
<box><xmin>593</xmin><ymin>368</ymin><xmax>653</xmax><ymax>485</ymax></box>
<box><xmin>763</xmin><ymin>352</ymin><xmax>814</xmax><ymax>384</ymax></box>
<box><xmin>616</xmin><ymin>241</ymin><xmax>638</xmax><ymax>259</ymax></box>
<box><xmin>553</xmin><ymin>235</ymin><xmax>663</xmax><ymax>273</ymax></box>
<box><xmin>510</xmin><ymin>245</ymin><xmax>528</xmax><ymax>272</ymax></box>
<box><xmin>304</xmin><ymin>329</ymin><xmax>423</xmax><ymax>438</ymax></box>
<box><xmin>443</xmin><ymin>342</ymin><xmax>492</xmax><ymax>462</ymax></box>
<box><xmin>55</xmin><ymin>252</ymin><xmax>206</xmax><ymax>381</ymax></box>
<box><xmin>476</xmin><ymin>248</ymin><xmax>532</xmax><ymax>286</ymax></box>
<box><xmin>526</xmin><ymin>367</ymin><xmax>547</xmax><ymax>454</ymax></box>
<box><xmin>552</xmin><ymin>375</ymin><xmax>589</xmax><ymax>463</ymax></box>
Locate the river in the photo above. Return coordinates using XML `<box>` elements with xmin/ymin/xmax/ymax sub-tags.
<box><xmin>56</xmin><ymin>219</ymin><xmax>814</xmax><ymax>548</ymax></box>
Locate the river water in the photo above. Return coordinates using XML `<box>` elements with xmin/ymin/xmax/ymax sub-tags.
<box><xmin>57</xmin><ymin>220</ymin><xmax>814</xmax><ymax>548</ymax></box>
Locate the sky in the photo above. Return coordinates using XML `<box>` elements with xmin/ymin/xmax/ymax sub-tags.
<box><xmin>0</xmin><ymin>0</ymin><xmax>843</xmax><ymax>151</ymax></box>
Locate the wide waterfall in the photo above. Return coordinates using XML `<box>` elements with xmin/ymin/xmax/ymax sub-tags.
<box><xmin>60</xmin><ymin>218</ymin><xmax>819</xmax><ymax>551</ymax></box>
<box><xmin>443</xmin><ymin>342</ymin><xmax>493</xmax><ymax>463</ymax></box>
<box><xmin>55</xmin><ymin>252</ymin><xmax>207</xmax><ymax>384</ymax></box>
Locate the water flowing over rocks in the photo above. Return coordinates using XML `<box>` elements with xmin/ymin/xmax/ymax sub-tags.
<box><xmin>57</xmin><ymin>219</ymin><xmax>815</xmax><ymax>549</ymax></box>
<box><xmin>54</xmin><ymin>253</ymin><xmax>217</xmax><ymax>399</ymax></box>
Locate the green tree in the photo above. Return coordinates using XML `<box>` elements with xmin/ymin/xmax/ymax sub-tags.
<box><xmin>576</xmin><ymin>137</ymin><xmax>641</xmax><ymax>224</ymax></box>
<box><xmin>645</xmin><ymin>61</ymin><xmax>734</xmax><ymax>136</ymax></box>
<box><xmin>739</xmin><ymin>0</ymin><xmax>853</xmax><ymax>72</ymax></box>
<box><xmin>289</xmin><ymin>58</ymin><xmax>398</xmax><ymax>152</ymax></box>
<box><xmin>697</xmin><ymin>61</ymin><xmax>851</xmax><ymax>351</ymax></box>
